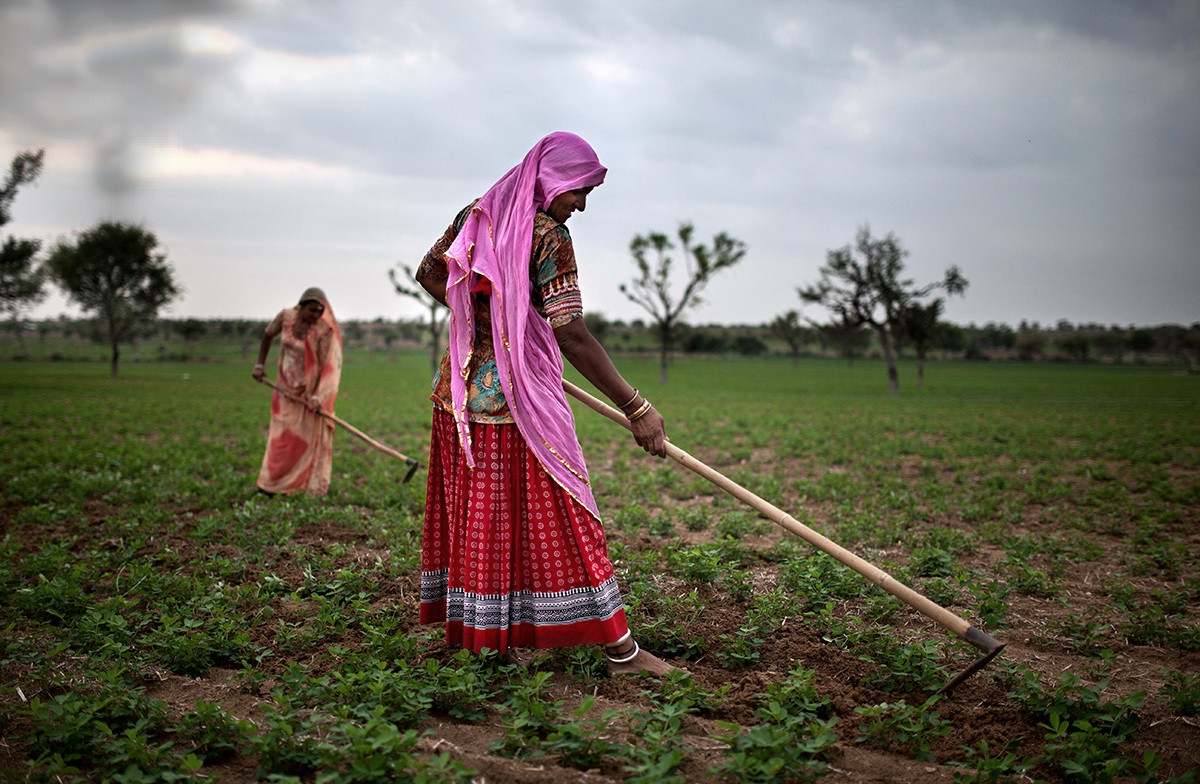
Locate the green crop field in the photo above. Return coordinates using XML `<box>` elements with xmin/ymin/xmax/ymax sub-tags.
<box><xmin>2</xmin><ymin>355</ymin><xmax>1198</xmax><ymax>783</ymax></box>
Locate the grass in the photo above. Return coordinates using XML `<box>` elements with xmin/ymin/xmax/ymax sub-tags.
<box><xmin>1</xmin><ymin>353</ymin><xmax>1198</xmax><ymax>782</ymax></box>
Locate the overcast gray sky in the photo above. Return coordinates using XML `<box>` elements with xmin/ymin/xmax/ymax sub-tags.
<box><xmin>3</xmin><ymin>0</ymin><xmax>1197</xmax><ymax>328</ymax></box>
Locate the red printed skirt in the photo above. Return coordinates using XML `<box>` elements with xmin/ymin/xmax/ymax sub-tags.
<box><xmin>419</xmin><ymin>407</ymin><xmax>629</xmax><ymax>654</ymax></box>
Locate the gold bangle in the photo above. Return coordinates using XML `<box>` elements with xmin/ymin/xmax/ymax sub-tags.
<box><xmin>618</xmin><ymin>388</ymin><xmax>640</xmax><ymax>410</ymax></box>
<box><xmin>627</xmin><ymin>399</ymin><xmax>652</xmax><ymax>421</ymax></box>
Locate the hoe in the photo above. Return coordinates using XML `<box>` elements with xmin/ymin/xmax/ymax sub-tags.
<box><xmin>257</xmin><ymin>378</ymin><xmax>421</xmax><ymax>483</ymax></box>
<box><xmin>564</xmin><ymin>380</ymin><xmax>1005</xmax><ymax>695</ymax></box>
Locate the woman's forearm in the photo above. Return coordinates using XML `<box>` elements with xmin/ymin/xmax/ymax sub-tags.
<box><xmin>554</xmin><ymin>319</ymin><xmax>635</xmax><ymax>406</ymax></box>
<box><xmin>256</xmin><ymin>332</ymin><xmax>274</xmax><ymax>366</ymax></box>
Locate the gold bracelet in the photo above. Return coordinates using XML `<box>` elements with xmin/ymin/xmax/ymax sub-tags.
<box><xmin>627</xmin><ymin>399</ymin><xmax>652</xmax><ymax>421</ymax></box>
<box><xmin>618</xmin><ymin>388</ymin><xmax>640</xmax><ymax>410</ymax></box>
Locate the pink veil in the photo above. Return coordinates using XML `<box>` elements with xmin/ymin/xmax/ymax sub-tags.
<box><xmin>443</xmin><ymin>132</ymin><xmax>607</xmax><ymax>518</ymax></box>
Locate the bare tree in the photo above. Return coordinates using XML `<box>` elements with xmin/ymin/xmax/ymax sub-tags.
<box><xmin>895</xmin><ymin>298</ymin><xmax>944</xmax><ymax>388</ymax></box>
<box><xmin>800</xmin><ymin>225</ymin><xmax>967</xmax><ymax>393</ymax></box>
<box><xmin>390</xmin><ymin>263</ymin><xmax>447</xmax><ymax>375</ymax></box>
<box><xmin>620</xmin><ymin>222</ymin><xmax>746</xmax><ymax>384</ymax></box>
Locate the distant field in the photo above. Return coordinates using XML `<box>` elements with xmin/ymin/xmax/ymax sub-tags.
<box><xmin>1</xmin><ymin>355</ymin><xmax>1197</xmax><ymax>782</ymax></box>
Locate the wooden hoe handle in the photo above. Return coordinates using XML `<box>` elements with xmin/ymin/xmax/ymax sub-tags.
<box><xmin>562</xmin><ymin>379</ymin><xmax>1004</xmax><ymax>693</ymax></box>
<box><xmin>258</xmin><ymin>378</ymin><xmax>421</xmax><ymax>483</ymax></box>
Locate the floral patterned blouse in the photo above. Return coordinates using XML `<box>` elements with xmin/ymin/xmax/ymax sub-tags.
<box><xmin>418</xmin><ymin>201</ymin><xmax>584</xmax><ymax>423</ymax></box>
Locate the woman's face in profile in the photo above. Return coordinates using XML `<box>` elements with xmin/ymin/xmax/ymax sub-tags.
<box><xmin>547</xmin><ymin>186</ymin><xmax>595</xmax><ymax>224</ymax></box>
<box><xmin>299</xmin><ymin>300</ymin><xmax>325</xmax><ymax>324</ymax></box>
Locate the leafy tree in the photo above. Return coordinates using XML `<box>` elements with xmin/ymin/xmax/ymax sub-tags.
<box><xmin>0</xmin><ymin>237</ymin><xmax>45</xmax><ymax>352</ymax></box>
<box><xmin>226</xmin><ymin>318</ymin><xmax>262</xmax><ymax>360</ymax></box>
<box><xmin>732</xmin><ymin>334</ymin><xmax>767</xmax><ymax>356</ymax></box>
<box><xmin>770</xmin><ymin>310</ymin><xmax>811</xmax><ymax>366</ymax></box>
<box><xmin>974</xmin><ymin>322</ymin><xmax>1017</xmax><ymax>352</ymax></box>
<box><xmin>620</xmin><ymin>222</ymin><xmax>746</xmax><ymax>384</ymax></box>
<box><xmin>390</xmin><ymin>263</ymin><xmax>447</xmax><ymax>375</ymax></box>
<box><xmin>0</xmin><ymin>149</ymin><xmax>44</xmax><ymax>227</ymax></box>
<box><xmin>379</xmin><ymin>326</ymin><xmax>401</xmax><ymax>349</ymax></box>
<box><xmin>820</xmin><ymin>322</ymin><xmax>872</xmax><ymax>364</ymax></box>
<box><xmin>969</xmin><ymin>319</ymin><xmax>1017</xmax><ymax>355</ymax></box>
<box><xmin>1016</xmin><ymin>330</ymin><xmax>1047</xmax><ymax>362</ymax></box>
<box><xmin>1183</xmin><ymin>326</ymin><xmax>1200</xmax><ymax>373</ymax></box>
<box><xmin>1152</xmin><ymin>324</ymin><xmax>1189</xmax><ymax>362</ymax></box>
<box><xmin>1086</xmin><ymin>327</ymin><xmax>1121</xmax><ymax>361</ymax></box>
<box><xmin>1128</xmin><ymin>329</ymin><xmax>1155</xmax><ymax>358</ymax></box>
<box><xmin>173</xmin><ymin>318</ymin><xmax>206</xmax><ymax>360</ymax></box>
<box><xmin>583</xmin><ymin>311</ymin><xmax>610</xmax><ymax>346</ymax></box>
<box><xmin>45</xmin><ymin>221</ymin><xmax>181</xmax><ymax>377</ymax></box>
<box><xmin>0</xmin><ymin>149</ymin><xmax>47</xmax><ymax>353</ymax></box>
<box><xmin>343</xmin><ymin>321</ymin><xmax>367</xmax><ymax>345</ymax></box>
<box><xmin>1056</xmin><ymin>333</ymin><xmax>1091</xmax><ymax>362</ymax></box>
<box><xmin>934</xmin><ymin>320</ymin><xmax>967</xmax><ymax>357</ymax></box>
<box><xmin>799</xmin><ymin>225</ymin><xmax>967</xmax><ymax>392</ymax></box>
<box><xmin>681</xmin><ymin>326</ymin><xmax>729</xmax><ymax>354</ymax></box>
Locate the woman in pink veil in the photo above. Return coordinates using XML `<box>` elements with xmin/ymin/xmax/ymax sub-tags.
<box><xmin>415</xmin><ymin>132</ymin><xmax>675</xmax><ymax>675</ymax></box>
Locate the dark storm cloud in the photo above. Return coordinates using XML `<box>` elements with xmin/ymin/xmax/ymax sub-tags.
<box><xmin>0</xmin><ymin>0</ymin><xmax>244</xmax><ymax>195</ymax></box>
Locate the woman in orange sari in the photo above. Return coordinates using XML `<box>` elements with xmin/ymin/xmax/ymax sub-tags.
<box><xmin>252</xmin><ymin>287</ymin><xmax>343</xmax><ymax>496</ymax></box>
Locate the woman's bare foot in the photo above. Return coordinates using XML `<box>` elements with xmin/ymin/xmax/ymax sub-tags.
<box><xmin>605</xmin><ymin>643</ymin><xmax>679</xmax><ymax>677</ymax></box>
<box><xmin>503</xmin><ymin>648</ymin><xmax>537</xmax><ymax>668</ymax></box>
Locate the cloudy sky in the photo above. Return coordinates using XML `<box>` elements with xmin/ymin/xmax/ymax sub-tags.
<box><xmin>2</xmin><ymin>0</ymin><xmax>1197</xmax><ymax>328</ymax></box>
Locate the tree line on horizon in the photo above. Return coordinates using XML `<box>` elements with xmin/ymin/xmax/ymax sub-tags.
<box><xmin>8</xmin><ymin>312</ymin><xmax>1196</xmax><ymax>371</ymax></box>
<box><xmin>4</xmin><ymin>148</ymin><xmax>1197</xmax><ymax>386</ymax></box>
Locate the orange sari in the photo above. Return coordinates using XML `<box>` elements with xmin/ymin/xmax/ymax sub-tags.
<box><xmin>256</xmin><ymin>303</ymin><xmax>343</xmax><ymax>496</ymax></box>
